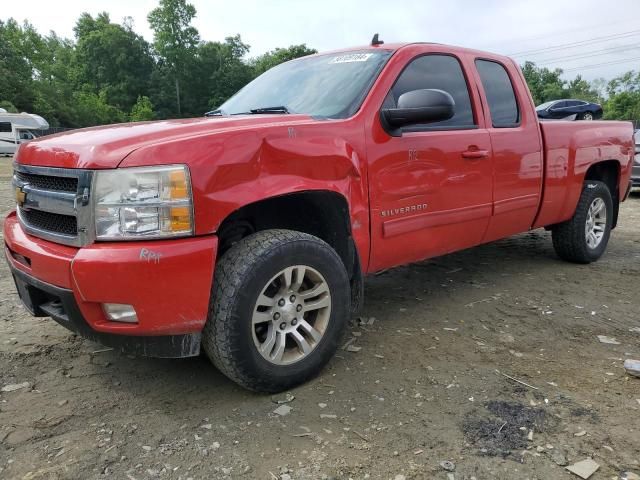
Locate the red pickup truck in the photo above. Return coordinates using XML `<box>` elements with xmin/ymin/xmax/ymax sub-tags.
<box><xmin>5</xmin><ymin>41</ymin><xmax>635</xmax><ymax>392</ymax></box>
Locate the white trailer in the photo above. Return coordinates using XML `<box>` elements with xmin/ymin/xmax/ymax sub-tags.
<box><xmin>0</xmin><ymin>110</ymin><xmax>49</xmax><ymax>155</ymax></box>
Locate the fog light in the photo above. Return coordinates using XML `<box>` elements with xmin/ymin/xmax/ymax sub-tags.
<box><xmin>103</xmin><ymin>303</ymin><xmax>138</xmax><ymax>323</ymax></box>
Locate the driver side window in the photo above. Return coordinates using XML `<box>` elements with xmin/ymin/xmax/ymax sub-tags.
<box><xmin>384</xmin><ymin>54</ymin><xmax>475</xmax><ymax>129</ymax></box>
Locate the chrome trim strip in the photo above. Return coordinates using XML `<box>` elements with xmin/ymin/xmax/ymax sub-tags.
<box><xmin>96</xmin><ymin>199</ymin><xmax>192</xmax><ymax>208</ymax></box>
<box><xmin>19</xmin><ymin>186</ymin><xmax>77</xmax><ymax>216</ymax></box>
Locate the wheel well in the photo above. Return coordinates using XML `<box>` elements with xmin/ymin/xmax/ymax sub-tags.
<box><xmin>216</xmin><ymin>191</ymin><xmax>364</xmax><ymax>314</ymax></box>
<box><xmin>584</xmin><ymin>160</ymin><xmax>620</xmax><ymax>227</ymax></box>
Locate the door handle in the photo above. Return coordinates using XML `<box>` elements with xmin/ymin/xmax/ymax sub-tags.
<box><xmin>461</xmin><ymin>149</ymin><xmax>489</xmax><ymax>159</ymax></box>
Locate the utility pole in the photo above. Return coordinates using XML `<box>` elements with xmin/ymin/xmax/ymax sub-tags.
<box><xmin>175</xmin><ymin>77</ymin><xmax>181</xmax><ymax>116</ymax></box>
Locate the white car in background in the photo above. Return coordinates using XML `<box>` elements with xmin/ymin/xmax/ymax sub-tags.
<box><xmin>0</xmin><ymin>110</ymin><xmax>49</xmax><ymax>155</ymax></box>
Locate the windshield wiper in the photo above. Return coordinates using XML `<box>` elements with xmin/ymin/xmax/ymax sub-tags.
<box><xmin>204</xmin><ymin>109</ymin><xmax>224</xmax><ymax>117</ymax></box>
<box><xmin>249</xmin><ymin>106</ymin><xmax>290</xmax><ymax>114</ymax></box>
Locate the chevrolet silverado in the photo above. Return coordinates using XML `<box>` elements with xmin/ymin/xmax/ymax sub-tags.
<box><xmin>4</xmin><ymin>41</ymin><xmax>635</xmax><ymax>392</ymax></box>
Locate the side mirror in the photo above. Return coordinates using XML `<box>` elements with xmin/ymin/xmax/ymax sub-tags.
<box><xmin>381</xmin><ymin>89</ymin><xmax>455</xmax><ymax>128</ymax></box>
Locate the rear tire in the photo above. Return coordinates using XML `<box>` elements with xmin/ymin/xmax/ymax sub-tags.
<box><xmin>202</xmin><ymin>229</ymin><xmax>350</xmax><ymax>393</ymax></box>
<box><xmin>579</xmin><ymin>111</ymin><xmax>594</xmax><ymax>121</ymax></box>
<box><xmin>551</xmin><ymin>181</ymin><xmax>613</xmax><ymax>263</ymax></box>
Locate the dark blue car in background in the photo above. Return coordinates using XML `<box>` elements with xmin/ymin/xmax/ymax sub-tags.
<box><xmin>536</xmin><ymin>99</ymin><xmax>603</xmax><ymax>120</ymax></box>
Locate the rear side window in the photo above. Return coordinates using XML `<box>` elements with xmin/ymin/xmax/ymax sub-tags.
<box><xmin>0</xmin><ymin>122</ymin><xmax>12</xmax><ymax>133</ymax></box>
<box><xmin>385</xmin><ymin>55</ymin><xmax>475</xmax><ymax>129</ymax></box>
<box><xmin>475</xmin><ymin>60</ymin><xmax>519</xmax><ymax>127</ymax></box>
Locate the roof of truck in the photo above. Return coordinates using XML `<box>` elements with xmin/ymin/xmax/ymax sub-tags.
<box><xmin>315</xmin><ymin>42</ymin><xmax>514</xmax><ymax>63</ymax></box>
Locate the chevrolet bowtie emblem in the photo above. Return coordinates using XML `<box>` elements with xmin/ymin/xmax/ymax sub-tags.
<box><xmin>16</xmin><ymin>186</ymin><xmax>26</xmax><ymax>206</ymax></box>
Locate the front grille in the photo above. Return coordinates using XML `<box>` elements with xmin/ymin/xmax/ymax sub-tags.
<box><xmin>21</xmin><ymin>209</ymin><xmax>78</xmax><ymax>236</ymax></box>
<box><xmin>15</xmin><ymin>171</ymin><xmax>78</xmax><ymax>192</ymax></box>
<box><xmin>13</xmin><ymin>165</ymin><xmax>93</xmax><ymax>246</ymax></box>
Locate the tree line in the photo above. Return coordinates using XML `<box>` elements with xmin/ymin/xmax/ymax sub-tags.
<box><xmin>0</xmin><ymin>0</ymin><xmax>316</xmax><ymax>127</ymax></box>
<box><xmin>0</xmin><ymin>0</ymin><xmax>638</xmax><ymax>127</ymax></box>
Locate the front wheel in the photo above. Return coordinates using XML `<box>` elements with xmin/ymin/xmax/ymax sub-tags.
<box><xmin>551</xmin><ymin>181</ymin><xmax>613</xmax><ymax>263</ymax></box>
<box><xmin>202</xmin><ymin>229</ymin><xmax>350</xmax><ymax>392</ymax></box>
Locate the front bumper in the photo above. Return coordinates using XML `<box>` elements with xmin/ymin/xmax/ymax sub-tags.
<box><xmin>4</xmin><ymin>212</ymin><xmax>218</xmax><ymax>357</ymax></box>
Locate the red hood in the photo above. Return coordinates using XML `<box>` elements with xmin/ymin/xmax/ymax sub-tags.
<box><xmin>16</xmin><ymin>115</ymin><xmax>312</xmax><ymax>169</ymax></box>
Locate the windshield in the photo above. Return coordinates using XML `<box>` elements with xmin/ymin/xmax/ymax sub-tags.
<box><xmin>218</xmin><ymin>50</ymin><xmax>392</xmax><ymax>118</ymax></box>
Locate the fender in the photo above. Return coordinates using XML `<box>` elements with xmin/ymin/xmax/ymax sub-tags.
<box><xmin>121</xmin><ymin>118</ymin><xmax>372</xmax><ymax>270</ymax></box>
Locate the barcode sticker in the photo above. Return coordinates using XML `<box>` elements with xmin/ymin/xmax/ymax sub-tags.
<box><xmin>329</xmin><ymin>53</ymin><xmax>374</xmax><ymax>64</ymax></box>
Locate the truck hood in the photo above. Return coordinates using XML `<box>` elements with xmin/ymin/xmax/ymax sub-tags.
<box><xmin>16</xmin><ymin>115</ymin><xmax>312</xmax><ymax>169</ymax></box>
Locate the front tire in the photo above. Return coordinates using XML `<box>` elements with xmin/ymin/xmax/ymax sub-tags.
<box><xmin>202</xmin><ymin>229</ymin><xmax>350</xmax><ymax>393</ymax></box>
<box><xmin>551</xmin><ymin>181</ymin><xmax>613</xmax><ymax>263</ymax></box>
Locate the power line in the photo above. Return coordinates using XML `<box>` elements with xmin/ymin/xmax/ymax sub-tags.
<box><xmin>483</xmin><ymin>19</ymin><xmax>636</xmax><ymax>51</ymax></box>
<box><xmin>508</xmin><ymin>29</ymin><xmax>640</xmax><ymax>57</ymax></box>
<box><xmin>533</xmin><ymin>43</ymin><xmax>640</xmax><ymax>65</ymax></box>
<box><xmin>561</xmin><ymin>56</ymin><xmax>640</xmax><ymax>73</ymax></box>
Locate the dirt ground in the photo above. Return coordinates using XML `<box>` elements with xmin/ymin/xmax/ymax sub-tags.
<box><xmin>0</xmin><ymin>157</ymin><xmax>639</xmax><ymax>480</ymax></box>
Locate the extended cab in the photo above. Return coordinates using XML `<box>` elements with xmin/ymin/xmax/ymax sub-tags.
<box><xmin>4</xmin><ymin>42</ymin><xmax>635</xmax><ymax>392</ymax></box>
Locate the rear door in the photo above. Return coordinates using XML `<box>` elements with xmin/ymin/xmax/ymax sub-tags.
<box><xmin>473</xmin><ymin>58</ymin><xmax>543</xmax><ymax>242</ymax></box>
<box><xmin>367</xmin><ymin>53</ymin><xmax>494</xmax><ymax>271</ymax></box>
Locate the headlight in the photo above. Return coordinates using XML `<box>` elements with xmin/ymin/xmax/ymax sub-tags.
<box><xmin>94</xmin><ymin>165</ymin><xmax>193</xmax><ymax>240</ymax></box>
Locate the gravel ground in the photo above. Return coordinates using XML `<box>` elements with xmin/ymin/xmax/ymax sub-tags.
<box><xmin>1</xmin><ymin>157</ymin><xmax>639</xmax><ymax>480</ymax></box>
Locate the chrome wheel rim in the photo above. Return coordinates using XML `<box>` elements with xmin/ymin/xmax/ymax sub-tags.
<box><xmin>585</xmin><ymin>197</ymin><xmax>606</xmax><ymax>249</ymax></box>
<box><xmin>252</xmin><ymin>265</ymin><xmax>331</xmax><ymax>365</ymax></box>
<box><xmin>583</xmin><ymin>112</ymin><xmax>593</xmax><ymax>120</ymax></box>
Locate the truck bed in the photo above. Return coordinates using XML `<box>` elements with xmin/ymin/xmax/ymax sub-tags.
<box><xmin>534</xmin><ymin>120</ymin><xmax>635</xmax><ymax>228</ymax></box>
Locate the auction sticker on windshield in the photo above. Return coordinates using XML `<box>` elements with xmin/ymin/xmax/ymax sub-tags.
<box><xmin>329</xmin><ymin>53</ymin><xmax>374</xmax><ymax>64</ymax></box>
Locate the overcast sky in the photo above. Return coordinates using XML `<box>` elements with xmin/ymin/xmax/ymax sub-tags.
<box><xmin>4</xmin><ymin>0</ymin><xmax>640</xmax><ymax>82</ymax></box>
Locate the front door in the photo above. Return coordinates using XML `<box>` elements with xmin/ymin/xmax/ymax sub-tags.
<box><xmin>367</xmin><ymin>53</ymin><xmax>494</xmax><ymax>271</ymax></box>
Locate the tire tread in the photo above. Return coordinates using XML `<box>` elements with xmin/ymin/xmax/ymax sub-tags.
<box><xmin>551</xmin><ymin>181</ymin><xmax>612</xmax><ymax>264</ymax></box>
<box><xmin>202</xmin><ymin>229</ymin><xmax>347</xmax><ymax>392</ymax></box>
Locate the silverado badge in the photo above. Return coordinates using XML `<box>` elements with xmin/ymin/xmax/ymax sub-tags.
<box><xmin>15</xmin><ymin>186</ymin><xmax>26</xmax><ymax>207</ymax></box>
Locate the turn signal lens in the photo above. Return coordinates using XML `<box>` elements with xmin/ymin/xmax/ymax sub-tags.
<box><xmin>169</xmin><ymin>169</ymin><xmax>189</xmax><ymax>200</ymax></box>
<box><xmin>168</xmin><ymin>206</ymin><xmax>192</xmax><ymax>232</ymax></box>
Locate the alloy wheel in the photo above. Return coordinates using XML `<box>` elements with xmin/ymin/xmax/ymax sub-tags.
<box><xmin>251</xmin><ymin>265</ymin><xmax>331</xmax><ymax>365</ymax></box>
<box><xmin>585</xmin><ymin>197</ymin><xmax>606</xmax><ymax>249</ymax></box>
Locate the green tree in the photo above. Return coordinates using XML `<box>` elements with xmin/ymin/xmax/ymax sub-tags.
<box><xmin>603</xmin><ymin>70</ymin><xmax>640</xmax><ymax>120</ymax></box>
<box><xmin>74</xmin><ymin>13</ymin><xmax>154</xmax><ymax>112</ymax></box>
<box><xmin>0</xmin><ymin>101</ymin><xmax>18</xmax><ymax>112</ymax></box>
<box><xmin>566</xmin><ymin>75</ymin><xmax>599</xmax><ymax>103</ymax></box>
<box><xmin>521</xmin><ymin>62</ymin><xmax>599</xmax><ymax>107</ymax></box>
<box><xmin>148</xmin><ymin>0</ymin><xmax>200</xmax><ymax>116</ymax></box>
<box><xmin>250</xmin><ymin>44</ymin><xmax>317</xmax><ymax>76</ymax></box>
<box><xmin>130</xmin><ymin>95</ymin><xmax>154</xmax><ymax>121</ymax></box>
<box><xmin>0</xmin><ymin>19</ymin><xmax>36</xmax><ymax>111</ymax></box>
<box><xmin>521</xmin><ymin>61</ymin><xmax>566</xmax><ymax>105</ymax></box>
<box><xmin>32</xmin><ymin>33</ymin><xmax>80</xmax><ymax>127</ymax></box>
<box><xmin>73</xmin><ymin>90</ymin><xmax>125</xmax><ymax>126</ymax></box>
<box><xmin>206</xmin><ymin>35</ymin><xmax>254</xmax><ymax>109</ymax></box>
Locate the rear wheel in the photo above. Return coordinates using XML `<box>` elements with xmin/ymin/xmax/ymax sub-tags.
<box><xmin>579</xmin><ymin>111</ymin><xmax>594</xmax><ymax>121</ymax></box>
<box><xmin>202</xmin><ymin>229</ymin><xmax>350</xmax><ymax>392</ymax></box>
<box><xmin>551</xmin><ymin>181</ymin><xmax>613</xmax><ymax>263</ymax></box>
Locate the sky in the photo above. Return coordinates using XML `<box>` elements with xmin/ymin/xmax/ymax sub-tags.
<box><xmin>3</xmin><ymin>0</ymin><xmax>640</xmax><ymax>82</ymax></box>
